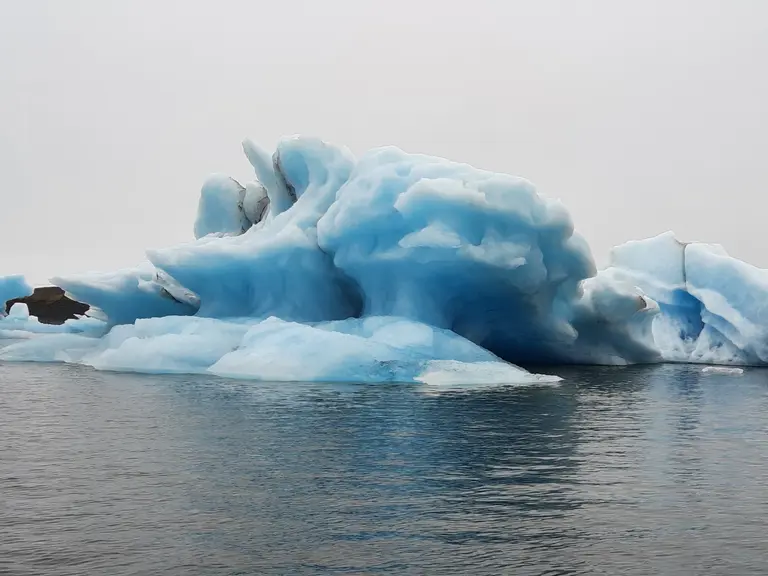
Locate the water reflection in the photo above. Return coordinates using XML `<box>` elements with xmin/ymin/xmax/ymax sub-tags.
<box><xmin>165</xmin><ymin>379</ymin><xmax>587</xmax><ymax>572</ymax></box>
<box><xmin>1</xmin><ymin>363</ymin><xmax>768</xmax><ymax>575</ymax></box>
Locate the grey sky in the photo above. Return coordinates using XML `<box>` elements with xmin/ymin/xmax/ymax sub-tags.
<box><xmin>2</xmin><ymin>0</ymin><xmax>766</xmax><ymax>285</ymax></box>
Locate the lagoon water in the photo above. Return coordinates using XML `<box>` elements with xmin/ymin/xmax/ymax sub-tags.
<box><xmin>1</xmin><ymin>362</ymin><xmax>766</xmax><ymax>575</ymax></box>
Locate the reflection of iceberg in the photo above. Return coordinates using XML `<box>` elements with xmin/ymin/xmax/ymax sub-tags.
<box><xmin>1</xmin><ymin>136</ymin><xmax>766</xmax><ymax>380</ymax></box>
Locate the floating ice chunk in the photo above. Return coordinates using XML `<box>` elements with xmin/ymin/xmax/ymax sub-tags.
<box><xmin>701</xmin><ymin>366</ymin><xmax>744</xmax><ymax>375</ymax></box>
<box><xmin>414</xmin><ymin>360</ymin><xmax>561</xmax><ymax>386</ymax></box>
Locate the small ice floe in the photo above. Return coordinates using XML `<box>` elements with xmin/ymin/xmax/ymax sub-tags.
<box><xmin>701</xmin><ymin>366</ymin><xmax>744</xmax><ymax>376</ymax></box>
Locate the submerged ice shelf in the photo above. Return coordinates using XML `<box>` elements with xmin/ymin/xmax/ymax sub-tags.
<box><xmin>1</xmin><ymin>135</ymin><xmax>766</xmax><ymax>382</ymax></box>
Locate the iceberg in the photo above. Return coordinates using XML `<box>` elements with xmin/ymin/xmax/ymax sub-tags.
<box><xmin>701</xmin><ymin>366</ymin><xmax>744</xmax><ymax>376</ymax></box>
<box><xmin>2</xmin><ymin>135</ymin><xmax>766</xmax><ymax>381</ymax></box>
<box><xmin>602</xmin><ymin>231</ymin><xmax>768</xmax><ymax>365</ymax></box>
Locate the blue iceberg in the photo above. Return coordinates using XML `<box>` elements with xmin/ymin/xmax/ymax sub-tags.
<box><xmin>0</xmin><ymin>275</ymin><xmax>32</xmax><ymax>312</ymax></box>
<box><xmin>600</xmin><ymin>231</ymin><xmax>768</xmax><ymax>365</ymax></box>
<box><xmin>1</xmin><ymin>136</ymin><xmax>765</xmax><ymax>381</ymax></box>
<box><xmin>51</xmin><ymin>263</ymin><xmax>199</xmax><ymax>327</ymax></box>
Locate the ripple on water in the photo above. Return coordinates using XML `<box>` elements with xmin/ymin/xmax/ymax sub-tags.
<box><xmin>1</xmin><ymin>362</ymin><xmax>767</xmax><ymax>574</ymax></box>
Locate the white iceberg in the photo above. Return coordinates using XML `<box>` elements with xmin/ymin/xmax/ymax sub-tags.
<box><xmin>701</xmin><ymin>366</ymin><xmax>744</xmax><ymax>375</ymax></box>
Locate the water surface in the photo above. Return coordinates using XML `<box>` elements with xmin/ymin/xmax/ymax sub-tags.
<box><xmin>1</xmin><ymin>362</ymin><xmax>766</xmax><ymax>575</ymax></box>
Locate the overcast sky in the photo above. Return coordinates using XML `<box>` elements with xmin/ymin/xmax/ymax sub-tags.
<box><xmin>2</xmin><ymin>0</ymin><xmax>766</xmax><ymax>285</ymax></box>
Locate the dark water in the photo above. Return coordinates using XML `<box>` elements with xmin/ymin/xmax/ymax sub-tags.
<box><xmin>1</xmin><ymin>362</ymin><xmax>767</xmax><ymax>575</ymax></box>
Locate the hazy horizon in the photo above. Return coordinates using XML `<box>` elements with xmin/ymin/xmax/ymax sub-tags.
<box><xmin>2</xmin><ymin>0</ymin><xmax>766</xmax><ymax>286</ymax></box>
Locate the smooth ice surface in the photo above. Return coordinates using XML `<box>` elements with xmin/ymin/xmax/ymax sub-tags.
<box><xmin>7</xmin><ymin>135</ymin><xmax>768</xmax><ymax>379</ymax></box>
